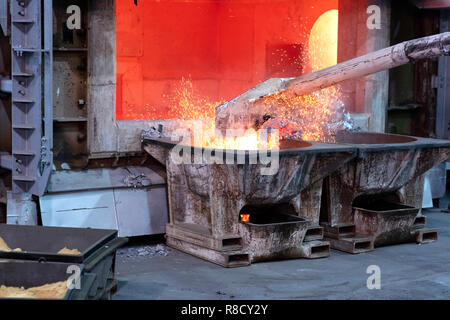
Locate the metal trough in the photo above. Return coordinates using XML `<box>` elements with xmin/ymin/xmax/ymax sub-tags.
<box><xmin>321</xmin><ymin>132</ymin><xmax>450</xmax><ymax>253</ymax></box>
<box><xmin>143</xmin><ymin>135</ymin><xmax>357</xmax><ymax>267</ymax></box>
<box><xmin>238</xmin><ymin>205</ymin><xmax>309</xmax><ymax>263</ymax></box>
<box><xmin>353</xmin><ymin>202</ymin><xmax>421</xmax><ymax>246</ymax></box>
<box><xmin>0</xmin><ymin>225</ymin><xmax>127</xmax><ymax>299</ymax></box>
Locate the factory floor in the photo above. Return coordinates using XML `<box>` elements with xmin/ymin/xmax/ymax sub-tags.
<box><xmin>113</xmin><ymin>208</ymin><xmax>450</xmax><ymax>300</ymax></box>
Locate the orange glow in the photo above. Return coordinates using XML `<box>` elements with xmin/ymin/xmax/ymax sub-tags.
<box><xmin>259</xmin><ymin>86</ymin><xmax>341</xmax><ymax>143</ymax></box>
<box><xmin>240</xmin><ymin>214</ymin><xmax>251</xmax><ymax>223</ymax></box>
<box><xmin>145</xmin><ymin>77</ymin><xmax>221</xmax><ymax>120</ymax></box>
<box><xmin>200</xmin><ymin>126</ymin><xmax>280</xmax><ymax>150</ymax></box>
<box><xmin>116</xmin><ymin>0</ymin><xmax>339</xmax><ymax>121</ymax></box>
<box><xmin>308</xmin><ymin>10</ymin><xmax>339</xmax><ymax>71</ymax></box>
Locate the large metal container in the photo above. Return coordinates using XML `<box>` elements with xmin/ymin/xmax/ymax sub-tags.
<box><xmin>321</xmin><ymin>132</ymin><xmax>450</xmax><ymax>253</ymax></box>
<box><xmin>143</xmin><ymin>136</ymin><xmax>357</xmax><ymax>266</ymax></box>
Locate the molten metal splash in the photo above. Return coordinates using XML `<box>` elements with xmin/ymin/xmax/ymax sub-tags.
<box><xmin>137</xmin><ymin>8</ymin><xmax>346</xmax><ymax>148</ymax></box>
<box><xmin>172</xmin><ymin>77</ymin><xmax>218</xmax><ymax>119</ymax></box>
<box><xmin>165</xmin><ymin>78</ymin><xmax>348</xmax><ymax>149</ymax></box>
<box><xmin>259</xmin><ymin>86</ymin><xmax>345</xmax><ymax>143</ymax></box>
<box><xmin>149</xmin><ymin>20</ymin><xmax>347</xmax><ymax>148</ymax></box>
<box><xmin>164</xmin><ymin>78</ymin><xmax>280</xmax><ymax>150</ymax></box>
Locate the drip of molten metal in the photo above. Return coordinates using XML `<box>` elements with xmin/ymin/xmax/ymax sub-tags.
<box><xmin>240</xmin><ymin>214</ymin><xmax>251</xmax><ymax>223</ymax></box>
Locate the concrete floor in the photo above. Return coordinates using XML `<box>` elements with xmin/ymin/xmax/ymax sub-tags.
<box><xmin>114</xmin><ymin>209</ymin><xmax>450</xmax><ymax>300</ymax></box>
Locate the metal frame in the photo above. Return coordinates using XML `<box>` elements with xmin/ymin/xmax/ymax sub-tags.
<box><xmin>6</xmin><ymin>0</ymin><xmax>53</xmax><ymax>196</ymax></box>
<box><xmin>436</xmin><ymin>9</ymin><xmax>450</xmax><ymax>139</ymax></box>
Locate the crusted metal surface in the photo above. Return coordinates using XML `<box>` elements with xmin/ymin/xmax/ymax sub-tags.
<box><xmin>321</xmin><ymin>132</ymin><xmax>450</xmax><ymax>251</ymax></box>
<box><xmin>143</xmin><ymin>137</ymin><xmax>356</xmax><ymax>264</ymax></box>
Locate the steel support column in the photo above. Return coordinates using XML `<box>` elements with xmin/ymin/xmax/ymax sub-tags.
<box><xmin>436</xmin><ymin>10</ymin><xmax>450</xmax><ymax>139</ymax></box>
<box><xmin>10</xmin><ymin>0</ymin><xmax>53</xmax><ymax>196</ymax></box>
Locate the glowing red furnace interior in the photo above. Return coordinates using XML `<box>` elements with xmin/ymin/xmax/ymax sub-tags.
<box><xmin>116</xmin><ymin>0</ymin><xmax>338</xmax><ymax>120</ymax></box>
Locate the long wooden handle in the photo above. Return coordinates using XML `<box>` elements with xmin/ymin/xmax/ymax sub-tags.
<box><xmin>286</xmin><ymin>32</ymin><xmax>450</xmax><ymax>96</ymax></box>
<box><xmin>215</xmin><ymin>32</ymin><xmax>450</xmax><ymax>130</ymax></box>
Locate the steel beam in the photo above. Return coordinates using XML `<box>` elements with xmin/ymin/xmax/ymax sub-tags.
<box><xmin>10</xmin><ymin>0</ymin><xmax>53</xmax><ymax>196</ymax></box>
<box><xmin>436</xmin><ymin>10</ymin><xmax>450</xmax><ymax>139</ymax></box>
